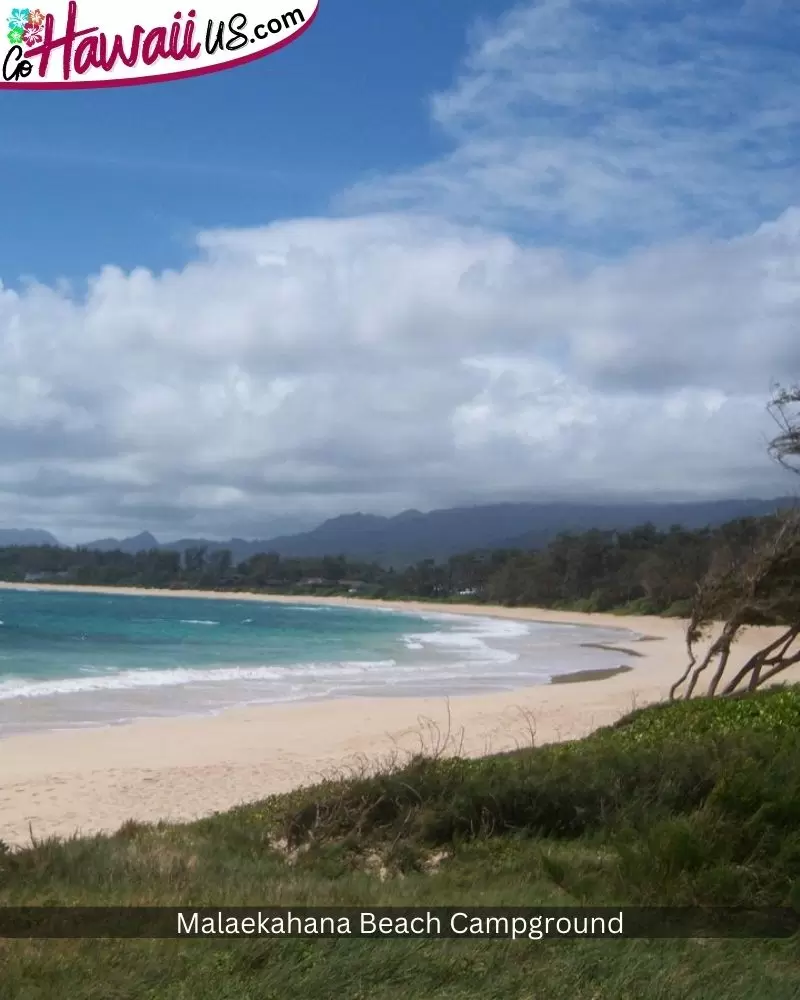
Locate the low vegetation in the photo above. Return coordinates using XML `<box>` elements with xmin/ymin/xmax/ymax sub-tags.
<box><xmin>3</xmin><ymin>687</ymin><xmax>799</xmax><ymax>998</ymax></box>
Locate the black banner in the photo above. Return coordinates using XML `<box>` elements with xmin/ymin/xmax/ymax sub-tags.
<box><xmin>0</xmin><ymin>906</ymin><xmax>797</xmax><ymax>939</ymax></box>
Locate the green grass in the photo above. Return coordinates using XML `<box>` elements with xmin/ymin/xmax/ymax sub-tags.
<box><xmin>2</xmin><ymin>687</ymin><xmax>800</xmax><ymax>999</ymax></box>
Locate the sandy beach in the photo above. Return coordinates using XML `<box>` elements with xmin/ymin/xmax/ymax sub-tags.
<box><xmin>1</xmin><ymin>583</ymin><xmax>798</xmax><ymax>848</ymax></box>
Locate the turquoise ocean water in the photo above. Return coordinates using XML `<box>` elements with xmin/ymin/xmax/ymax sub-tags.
<box><xmin>0</xmin><ymin>589</ymin><xmax>632</xmax><ymax>736</ymax></box>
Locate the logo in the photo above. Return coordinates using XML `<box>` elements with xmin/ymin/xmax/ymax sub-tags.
<box><xmin>1</xmin><ymin>1</ymin><xmax>319</xmax><ymax>88</ymax></box>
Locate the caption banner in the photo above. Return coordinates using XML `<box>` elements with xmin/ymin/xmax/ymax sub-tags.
<box><xmin>0</xmin><ymin>907</ymin><xmax>797</xmax><ymax>940</ymax></box>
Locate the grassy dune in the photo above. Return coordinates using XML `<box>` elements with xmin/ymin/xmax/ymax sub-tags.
<box><xmin>2</xmin><ymin>688</ymin><xmax>800</xmax><ymax>999</ymax></box>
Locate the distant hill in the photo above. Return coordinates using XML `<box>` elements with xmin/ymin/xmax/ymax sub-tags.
<box><xmin>495</xmin><ymin>498</ymin><xmax>800</xmax><ymax>550</ymax></box>
<box><xmin>242</xmin><ymin>497</ymin><xmax>800</xmax><ymax>566</ymax></box>
<box><xmin>83</xmin><ymin>531</ymin><xmax>160</xmax><ymax>555</ymax></box>
<box><xmin>26</xmin><ymin>495</ymin><xmax>800</xmax><ymax>566</ymax></box>
<box><xmin>0</xmin><ymin>528</ymin><xmax>60</xmax><ymax>547</ymax></box>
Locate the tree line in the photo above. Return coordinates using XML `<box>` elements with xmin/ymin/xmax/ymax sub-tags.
<box><xmin>0</xmin><ymin>512</ymin><xmax>790</xmax><ymax>617</ymax></box>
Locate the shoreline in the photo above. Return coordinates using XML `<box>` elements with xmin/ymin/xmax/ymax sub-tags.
<box><xmin>0</xmin><ymin>582</ymin><xmax>646</xmax><ymax>736</ymax></box>
<box><xmin>0</xmin><ymin>578</ymin><xmax>663</xmax><ymax>624</ymax></box>
<box><xmin>0</xmin><ymin>579</ymin><xmax>682</xmax><ymax>638</ymax></box>
<box><xmin>2</xmin><ymin>582</ymin><xmax>798</xmax><ymax>847</ymax></box>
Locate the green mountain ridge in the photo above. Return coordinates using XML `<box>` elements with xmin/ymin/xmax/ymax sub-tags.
<box><xmin>74</xmin><ymin>496</ymin><xmax>798</xmax><ymax>566</ymax></box>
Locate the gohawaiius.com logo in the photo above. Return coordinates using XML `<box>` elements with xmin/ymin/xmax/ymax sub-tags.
<box><xmin>1</xmin><ymin>0</ymin><xmax>319</xmax><ymax>88</ymax></box>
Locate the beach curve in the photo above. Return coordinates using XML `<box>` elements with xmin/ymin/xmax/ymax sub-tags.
<box><xmin>1</xmin><ymin>582</ymin><xmax>798</xmax><ymax>848</ymax></box>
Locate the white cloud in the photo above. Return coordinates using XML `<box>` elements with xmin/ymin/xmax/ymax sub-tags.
<box><xmin>0</xmin><ymin>207</ymin><xmax>798</xmax><ymax>540</ymax></box>
<box><xmin>1</xmin><ymin>0</ymin><xmax>799</xmax><ymax>541</ymax></box>
<box><xmin>343</xmin><ymin>0</ymin><xmax>800</xmax><ymax>245</ymax></box>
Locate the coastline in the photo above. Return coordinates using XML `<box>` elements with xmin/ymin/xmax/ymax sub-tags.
<box><xmin>2</xmin><ymin>582</ymin><xmax>798</xmax><ymax>847</ymax></box>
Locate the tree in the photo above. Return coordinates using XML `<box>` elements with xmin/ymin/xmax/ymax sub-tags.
<box><xmin>670</xmin><ymin>510</ymin><xmax>800</xmax><ymax>699</ymax></box>
<box><xmin>768</xmin><ymin>383</ymin><xmax>800</xmax><ymax>475</ymax></box>
<box><xmin>671</xmin><ymin>385</ymin><xmax>800</xmax><ymax>700</ymax></box>
<box><xmin>182</xmin><ymin>547</ymin><xmax>207</xmax><ymax>580</ymax></box>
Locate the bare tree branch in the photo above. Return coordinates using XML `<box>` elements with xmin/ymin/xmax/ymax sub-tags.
<box><xmin>673</xmin><ymin>500</ymin><xmax>800</xmax><ymax>700</ymax></box>
<box><xmin>767</xmin><ymin>383</ymin><xmax>800</xmax><ymax>477</ymax></box>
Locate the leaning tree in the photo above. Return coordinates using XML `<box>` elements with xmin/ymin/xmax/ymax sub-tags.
<box><xmin>768</xmin><ymin>383</ymin><xmax>800</xmax><ymax>475</ymax></box>
<box><xmin>670</xmin><ymin>385</ymin><xmax>800</xmax><ymax>700</ymax></box>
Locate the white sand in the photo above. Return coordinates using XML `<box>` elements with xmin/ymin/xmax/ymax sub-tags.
<box><xmin>1</xmin><ymin>583</ymin><xmax>797</xmax><ymax>847</ymax></box>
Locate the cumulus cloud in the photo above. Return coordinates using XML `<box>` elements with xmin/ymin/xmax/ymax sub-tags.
<box><xmin>1</xmin><ymin>210</ymin><xmax>798</xmax><ymax>540</ymax></box>
<box><xmin>1</xmin><ymin>0</ymin><xmax>799</xmax><ymax>541</ymax></box>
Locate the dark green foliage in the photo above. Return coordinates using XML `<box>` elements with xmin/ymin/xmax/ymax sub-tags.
<box><xmin>1</xmin><ymin>511</ymin><xmax>797</xmax><ymax>613</ymax></box>
<box><xmin>608</xmin><ymin>685</ymin><xmax>800</xmax><ymax>743</ymax></box>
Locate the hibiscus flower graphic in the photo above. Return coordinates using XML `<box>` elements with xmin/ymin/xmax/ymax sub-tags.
<box><xmin>27</xmin><ymin>7</ymin><xmax>44</xmax><ymax>26</ymax></box>
<box><xmin>7</xmin><ymin>25</ymin><xmax>23</xmax><ymax>44</ymax></box>
<box><xmin>7</xmin><ymin>7</ymin><xmax>30</xmax><ymax>31</ymax></box>
<box><xmin>22</xmin><ymin>21</ymin><xmax>41</xmax><ymax>44</ymax></box>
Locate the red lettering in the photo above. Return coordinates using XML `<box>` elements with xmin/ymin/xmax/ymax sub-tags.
<box><xmin>94</xmin><ymin>26</ymin><xmax>144</xmax><ymax>70</ymax></box>
<box><xmin>169</xmin><ymin>16</ymin><xmax>201</xmax><ymax>60</ymax></box>
<box><xmin>25</xmin><ymin>2</ymin><xmax>96</xmax><ymax>80</ymax></box>
<box><xmin>168</xmin><ymin>19</ymin><xmax>181</xmax><ymax>58</ymax></box>
<box><xmin>23</xmin><ymin>0</ymin><xmax>201</xmax><ymax>80</ymax></box>
<box><xmin>73</xmin><ymin>34</ymin><xmax>95</xmax><ymax>74</ymax></box>
<box><xmin>179</xmin><ymin>19</ymin><xmax>201</xmax><ymax>59</ymax></box>
<box><xmin>142</xmin><ymin>26</ymin><xmax>168</xmax><ymax>65</ymax></box>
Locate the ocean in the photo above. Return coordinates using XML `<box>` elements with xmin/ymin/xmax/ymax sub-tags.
<box><xmin>0</xmin><ymin>589</ymin><xmax>634</xmax><ymax>736</ymax></box>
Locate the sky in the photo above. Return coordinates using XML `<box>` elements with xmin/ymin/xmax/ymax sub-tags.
<box><xmin>1</xmin><ymin>0</ymin><xmax>800</xmax><ymax>543</ymax></box>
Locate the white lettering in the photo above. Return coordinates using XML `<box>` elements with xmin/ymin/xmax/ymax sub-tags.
<box><xmin>177</xmin><ymin>911</ymin><xmax>198</xmax><ymax>934</ymax></box>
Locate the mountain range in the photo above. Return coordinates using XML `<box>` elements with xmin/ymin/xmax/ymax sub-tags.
<box><xmin>0</xmin><ymin>529</ymin><xmax>60</xmax><ymax>547</ymax></box>
<box><xmin>2</xmin><ymin>496</ymin><xmax>797</xmax><ymax>567</ymax></box>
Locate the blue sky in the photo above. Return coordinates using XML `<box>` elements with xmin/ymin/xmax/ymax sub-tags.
<box><xmin>2</xmin><ymin>0</ymin><xmax>513</xmax><ymax>284</ymax></box>
<box><xmin>0</xmin><ymin>0</ymin><xmax>799</xmax><ymax>542</ymax></box>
